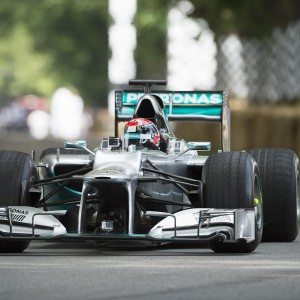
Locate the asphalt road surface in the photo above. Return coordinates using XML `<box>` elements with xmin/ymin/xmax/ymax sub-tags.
<box><xmin>0</xmin><ymin>236</ymin><xmax>300</xmax><ymax>300</ymax></box>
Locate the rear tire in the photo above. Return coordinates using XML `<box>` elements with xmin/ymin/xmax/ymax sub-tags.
<box><xmin>248</xmin><ymin>148</ymin><xmax>299</xmax><ymax>242</ymax></box>
<box><xmin>0</xmin><ymin>151</ymin><xmax>37</xmax><ymax>253</ymax></box>
<box><xmin>202</xmin><ymin>152</ymin><xmax>263</xmax><ymax>253</ymax></box>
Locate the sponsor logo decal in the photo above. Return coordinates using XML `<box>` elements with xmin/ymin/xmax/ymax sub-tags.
<box><xmin>0</xmin><ymin>209</ymin><xmax>28</xmax><ymax>222</ymax></box>
<box><xmin>11</xmin><ymin>209</ymin><xmax>29</xmax><ymax>215</ymax></box>
<box><xmin>125</xmin><ymin>132</ymin><xmax>140</xmax><ymax>139</ymax></box>
<box><xmin>99</xmin><ymin>166</ymin><xmax>125</xmax><ymax>174</ymax></box>
<box><xmin>123</xmin><ymin>92</ymin><xmax>222</xmax><ymax>105</ymax></box>
<box><xmin>125</xmin><ymin>133</ymin><xmax>151</xmax><ymax>141</ymax></box>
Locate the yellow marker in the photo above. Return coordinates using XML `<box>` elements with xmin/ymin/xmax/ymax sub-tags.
<box><xmin>253</xmin><ymin>198</ymin><xmax>262</xmax><ymax>206</ymax></box>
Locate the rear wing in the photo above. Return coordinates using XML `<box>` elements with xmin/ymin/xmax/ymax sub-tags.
<box><xmin>115</xmin><ymin>90</ymin><xmax>230</xmax><ymax>151</ymax></box>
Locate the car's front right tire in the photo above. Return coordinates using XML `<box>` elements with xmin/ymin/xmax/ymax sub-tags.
<box><xmin>202</xmin><ymin>152</ymin><xmax>263</xmax><ymax>253</ymax></box>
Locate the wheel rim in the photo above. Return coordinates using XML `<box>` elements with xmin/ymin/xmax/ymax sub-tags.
<box><xmin>254</xmin><ymin>174</ymin><xmax>263</xmax><ymax>230</ymax></box>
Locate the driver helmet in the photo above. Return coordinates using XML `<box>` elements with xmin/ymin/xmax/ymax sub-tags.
<box><xmin>124</xmin><ymin>118</ymin><xmax>160</xmax><ymax>150</ymax></box>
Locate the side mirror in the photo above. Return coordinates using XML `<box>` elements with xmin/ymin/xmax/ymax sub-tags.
<box><xmin>64</xmin><ymin>140</ymin><xmax>95</xmax><ymax>156</ymax></box>
<box><xmin>187</xmin><ymin>142</ymin><xmax>211</xmax><ymax>151</ymax></box>
<box><xmin>64</xmin><ymin>141</ymin><xmax>87</xmax><ymax>149</ymax></box>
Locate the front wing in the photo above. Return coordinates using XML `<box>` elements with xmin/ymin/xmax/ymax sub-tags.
<box><xmin>0</xmin><ymin>206</ymin><xmax>255</xmax><ymax>246</ymax></box>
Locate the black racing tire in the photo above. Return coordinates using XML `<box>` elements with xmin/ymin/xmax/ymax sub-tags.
<box><xmin>202</xmin><ymin>152</ymin><xmax>263</xmax><ymax>253</ymax></box>
<box><xmin>248</xmin><ymin>148</ymin><xmax>299</xmax><ymax>242</ymax></box>
<box><xmin>0</xmin><ymin>150</ymin><xmax>38</xmax><ymax>253</ymax></box>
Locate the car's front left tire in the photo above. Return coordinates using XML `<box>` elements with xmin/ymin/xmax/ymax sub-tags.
<box><xmin>0</xmin><ymin>151</ymin><xmax>38</xmax><ymax>253</ymax></box>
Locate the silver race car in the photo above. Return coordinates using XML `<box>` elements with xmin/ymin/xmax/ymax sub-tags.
<box><xmin>0</xmin><ymin>80</ymin><xmax>299</xmax><ymax>253</ymax></box>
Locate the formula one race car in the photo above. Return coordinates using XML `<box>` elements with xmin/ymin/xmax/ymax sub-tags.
<box><xmin>0</xmin><ymin>80</ymin><xmax>299</xmax><ymax>253</ymax></box>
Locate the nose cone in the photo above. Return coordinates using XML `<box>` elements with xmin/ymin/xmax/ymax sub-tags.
<box><xmin>89</xmin><ymin>150</ymin><xmax>142</xmax><ymax>182</ymax></box>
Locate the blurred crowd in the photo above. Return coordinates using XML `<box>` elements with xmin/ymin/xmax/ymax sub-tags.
<box><xmin>0</xmin><ymin>88</ymin><xmax>93</xmax><ymax>140</ymax></box>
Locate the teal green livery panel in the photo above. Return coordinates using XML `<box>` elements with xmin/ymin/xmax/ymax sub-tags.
<box><xmin>119</xmin><ymin>106</ymin><xmax>222</xmax><ymax>118</ymax></box>
<box><xmin>115</xmin><ymin>90</ymin><xmax>224</xmax><ymax>119</ymax></box>
<box><xmin>121</xmin><ymin>91</ymin><xmax>223</xmax><ymax>106</ymax></box>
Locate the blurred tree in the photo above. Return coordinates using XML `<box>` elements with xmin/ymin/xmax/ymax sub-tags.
<box><xmin>188</xmin><ymin>0</ymin><xmax>300</xmax><ymax>38</ymax></box>
<box><xmin>0</xmin><ymin>0</ymin><xmax>108</xmax><ymax>106</ymax></box>
<box><xmin>135</xmin><ymin>0</ymin><xmax>169</xmax><ymax>80</ymax></box>
<box><xmin>1</xmin><ymin>0</ymin><xmax>297</xmax><ymax>107</ymax></box>
<box><xmin>0</xmin><ymin>25</ymin><xmax>57</xmax><ymax>100</ymax></box>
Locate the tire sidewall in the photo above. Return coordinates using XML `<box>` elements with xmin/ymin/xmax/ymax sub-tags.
<box><xmin>203</xmin><ymin>152</ymin><xmax>263</xmax><ymax>253</ymax></box>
